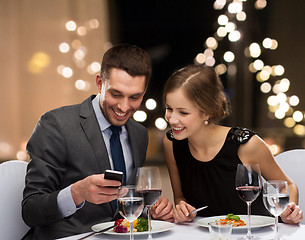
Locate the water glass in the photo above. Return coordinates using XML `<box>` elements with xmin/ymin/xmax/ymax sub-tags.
<box><xmin>208</xmin><ymin>221</ymin><xmax>233</xmax><ymax>240</ymax></box>
<box><xmin>118</xmin><ymin>185</ymin><xmax>144</xmax><ymax>240</ymax></box>
<box><xmin>263</xmin><ymin>180</ymin><xmax>289</xmax><ymax>240</ymax></box>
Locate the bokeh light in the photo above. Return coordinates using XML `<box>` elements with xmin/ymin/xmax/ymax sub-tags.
<box><xmin>225</xmin><ymin>22</ymin><xmax>236</xmax><ymax>33</ymax></box>
<box><xmin>274</xmin><ymin>65</ymin><xmax>285</xmax><ymax>76</ymax></box>
<box><xmin>145</xmin><ymin>99</ymin><xmax>157</xmax><ymax>110</ymax></box>
<box><xmin>236</xmin><ymin>11</ymin><xmax>246</xmax><ymax>21</ymax></box>
<box><xmin>262</xmin><ymin>38</ymin><xmax>272</xmax><ymax>49</ymax></box>
<box><xmin>217</xmin><ymin>26</ymin><xmax>227</xmax><ymax>37</ymax></box>
<box><xmin>253</xmin><ymin>59</ymin><xmax>264</xmax><ymax>70</ymax></box>
<box><xmin>133</xmin><ymin>111</ymin><xmax>147</xmax><ymax>122</ymax></box>
<box><xmin>260</xmin><ymin>82</ymin><xmax>271</xmax><ymax>93</ymax></box>
<box><xmin>215</xmin><ymin>64</ymin><xmax>227</xmax><ymax>75</ymax></box>
<box><xmin>279</xmin><ymin>78</ymin><xmax>290</xmax><ymax>92</ymax></box>
<box><xmin>66</xmin><ymin>20</ymin><xmax>77</xmax><ymax>31</ymax></box>
<box><xmin>289</xmin><ymin>95</ymin><xmax>299</xmax><ymax>106</ymax></box>
<box><xmin>205</xmin><ymin>37</ymin><xmax>218</xmax><ymax>50</ymax></box>
<box><xmin>88</xmin><ymin>18</ymin><xmax>99</xmax><ymax>29</ymax></box>
<box><xmin>59</xmin><ymin>42</ymin><xmax>70</xmax><ymax>53</ymax></box>
<box><xmin>293</xmin><ymin>124</ymin><xmax>305</xmax><ymax>136</ymax></box>
<box><xmin>77</xmin><ymin>26</ymin><xmax>87</xmax><ymax>36</ymax></box>
<box><xmin>205</xmin><ymin>56</ymin><xmax>216</xmax><ymax>66</ymax></box>
<box><xmin>195</xmin><ymin>53</ymin><xmax>206</xmax><ymax>64</ymax></box>
<box><xmin>218</xmin><ymin>15</ymin><xmax>229</xmax><ymax>25</ymax></box>
<box><xmin>275</xmin><ymin>109</ymin><xmax>285</xmax><ymax>119</ymax></box>
<box><xmin>27</xmin><ymin>52</ymin><xmax>50</xmax><ymax>74</ymax></box>
<box><xmin>75</xmin><ymin>79</ymin><xmax>90</xmax><ymax>91</ymax></box>
<box><xmin>155</xmin><ymin>118</ymin><xmax>167</xmax><ymax>130</ymax></box>
<box><xmin>228</xmin><ymin>2</ymin><xmax>242</xmax><ymax>13</ymax></box>
<box><xmin>270</xmin><ymin>39</ymin><xmax>278</xmax><ymax>50</ymax></box>
<box><xmin>62</xmin><ymin>67</ymin><xmax>73</xmax><ymax>78</ymax></box>
<box><xmin>284</xmin><ymin>117</ymin><xmax>296</xmax><ymax>128</ymax></box>
<box><xmin>214</xmin><ymin>0</ymin><xmax>226</xmax><ymax>10</ymax></box>
<box><xmin>223</xmin><ymin>51</ymin><xmax>235</xmax><ymax>62</ymax></box>
<box><xmin>16</xmin><ymin>150</ymin><xmax>27</xmax><ymax>161</ymax></box>
<box><xmin>267</xmin><ymin>95</ymin><xmax>278</xmax><ymax>106</ymax></box>
<box><xmin>228</xmin><ymin>30</ymin><xmax>241</xmax><ymax>42</ymax></box>
<box><xmin>293</xmin><ymin>111</ymin><xmax>303</xmax><ymax>122</ymax></box>
<box><xmin>255</xmin><ymin>0</ymin><xmax>267</xmax><ymax>10</ymax></box>
<box><xmin>249</xmin><ymin>43</ymin><xmax>261</xmax><ymax>58</ymax></box>
<box><xmin>90</xmin><ymin>61</ymin><xmax>101</xmax><ymax>73</ymax></box>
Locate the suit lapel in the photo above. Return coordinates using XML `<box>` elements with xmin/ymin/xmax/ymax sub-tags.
<box><xmin>78</xmin><ymin>97</ymin><xmax>144</xmax><ymax>186</ymax></box>
<box><xmin>79</xmin><ymin>96</ymin><xmax>111</xmax><ymax>173</ymax></box>
<box><xmin>79</xmin><ymin>95</ymin><xmax>121</xmax><ymax>216</ymax></box>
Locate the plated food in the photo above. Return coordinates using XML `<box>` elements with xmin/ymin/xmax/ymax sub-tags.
<box><xmin>197</xmin><ymin>214</ymin><xmax>275</xmax><ymax>230</ymax></box>
<box><xmin>113</xmin><ymin>217</ymin><xmax>148</xmax><ymax>233</ymax></box>
<box><xmin>216</xmin><ymin>213</ymin><xmax>246</xmax><ymax>227</ymax></box>
<box><xmin>91</xmin><ymin>220</ymin><xmax>175</xmax><ymax>235</ymax></box>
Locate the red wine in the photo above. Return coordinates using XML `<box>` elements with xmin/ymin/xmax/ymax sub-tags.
<box><xmin>138</xmin><ymin>189</ymin><xmax>162</xmax><ymax>206</ymax></box>
<box><xmin>236</xmin><ymin>186</ymin><xmax>261</xmax><ymax>202</ymax></box>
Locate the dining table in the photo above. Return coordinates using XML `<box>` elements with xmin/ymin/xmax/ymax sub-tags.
<box><xmin>58</xmin><ymin>217</ymin><xmax>305</xmax><ymax>240</ymax></box>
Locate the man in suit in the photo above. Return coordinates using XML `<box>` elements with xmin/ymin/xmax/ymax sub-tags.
<box><xmin>22</xmin><ymin>44</ymin><xmax>174</xmax><ymax>239</ymax></box>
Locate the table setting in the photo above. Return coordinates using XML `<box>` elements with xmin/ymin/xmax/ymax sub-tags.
<box><xmin>58</xmin><ymin>165</ymin><xmax>304</xmax><ymax>240</ymax></box>
<box><xmin>58</xmin><ymin>217</ymin><xmax>305</xmax><ymax>240</ymax></box>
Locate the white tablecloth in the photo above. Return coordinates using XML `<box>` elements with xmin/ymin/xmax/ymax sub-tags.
<box><xmin>58</xmin><ymin>219</ymin><xmax>305</xmax><ymax>240</ymax></box>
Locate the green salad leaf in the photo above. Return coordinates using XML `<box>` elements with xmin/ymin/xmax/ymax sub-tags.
<box><xmin>136</xmin><ymin>217</ymin><xmax>149</xmax><ymax>232</ymax></box>
<box><xmin>226</xmin><ymin>213</ymin><xmax>240</xmax><ymax>221</ymax></box>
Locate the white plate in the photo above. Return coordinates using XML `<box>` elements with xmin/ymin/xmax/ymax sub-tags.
<box><xmin>197</xmin><ymin>215</ymin><xmax>275</xmax><ymax>230</ymax></box>
<box><xmin>91</xmin><ymin>220</ymin><xmax>174</xmax><ymax>235</ymax></box>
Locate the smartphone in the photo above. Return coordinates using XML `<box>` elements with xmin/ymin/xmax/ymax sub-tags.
<box><xmin>104</xmin><ymin>169</ymin><xmax>123</xmax><ymax>187</ymax></box>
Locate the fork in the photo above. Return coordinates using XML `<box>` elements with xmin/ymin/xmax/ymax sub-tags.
<box><xmin>190</xmin><ymin>206</ymin><xmax>208</xmax><ymax>215</ymax></box>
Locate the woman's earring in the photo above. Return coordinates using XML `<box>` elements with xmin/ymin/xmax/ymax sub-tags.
<box><xmin>204</xmin><ymin>120</ymin><xmax>209</xmax><ymax>125</ymax></box>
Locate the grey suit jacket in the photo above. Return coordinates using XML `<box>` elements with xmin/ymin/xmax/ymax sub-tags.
<box><xmin>22</xmin><ymin>95</ymin><xmax>148</xmax><ymax>239</ymax></box>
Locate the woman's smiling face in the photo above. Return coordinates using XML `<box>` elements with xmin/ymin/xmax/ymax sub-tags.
<box><xmin>165</xmin><ymin>88</ymin><xmax>207</xmax><ymax>140</ymax></box>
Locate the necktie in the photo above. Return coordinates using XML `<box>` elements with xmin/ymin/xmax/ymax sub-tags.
<box><xmin>109</xmin><ymin>125</ymin><xmax>127</xmax><ymax>185</ymax></box>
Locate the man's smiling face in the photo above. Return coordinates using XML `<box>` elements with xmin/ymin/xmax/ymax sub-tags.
<box><xmin>97</xmin><ymin>68</ymin><xmax>146</xmax><ymax>126</ymax></box>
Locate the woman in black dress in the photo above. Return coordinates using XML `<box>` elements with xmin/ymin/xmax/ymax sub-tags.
<box><xmin>162</xmin><ymin>64</ymin><xmax>303</xmax><ymax>224</ymax></box>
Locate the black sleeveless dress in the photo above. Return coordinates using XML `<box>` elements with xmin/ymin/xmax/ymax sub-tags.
<box><xmin>166</xmin><ymin>127</ymin><xmax>271</xmax><ymax>217</ymax></box>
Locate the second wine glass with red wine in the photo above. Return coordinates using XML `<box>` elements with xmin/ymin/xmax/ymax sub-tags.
<box><xmin>235</xmin><ymin>163</ymin><xmax>262</xmax><ymax>240</ymax></box>
<box><xmin>136</xmin><ymin>166</ymin><xmax>162</xmax><ymax>240</ymax></box>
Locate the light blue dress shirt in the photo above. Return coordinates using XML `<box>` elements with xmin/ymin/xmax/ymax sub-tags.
<box><xmin>57</xmin><ymin>94</ymin><xmax>133</xmax><ymax>217</ymax></box>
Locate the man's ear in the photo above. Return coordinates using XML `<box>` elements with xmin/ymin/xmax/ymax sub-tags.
<box><xmin>96</xmin><ymin>74</ymin><xmax>102</xmax><ymax>92</ymax></box>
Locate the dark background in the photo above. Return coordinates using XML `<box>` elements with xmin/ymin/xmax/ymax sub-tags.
<box><xmin>107</xmin><ymin>1</ymin><xmax>268</xmax><ymax>126</ymax></box>
<box><xmin>107</xmin><ymin>0</ymin><xmax>305</xmax><ymax>150</ymax></box>
<box><xmin>108</xmin><ymin>1</ymin><xmax>217</xmax><ymax>125</ymax></box>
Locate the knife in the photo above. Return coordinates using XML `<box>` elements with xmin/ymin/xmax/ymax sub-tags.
<box><xmin>77</xmin><ymin>224</ymin><xmax>117</xmax><ymax>240</ymax></box>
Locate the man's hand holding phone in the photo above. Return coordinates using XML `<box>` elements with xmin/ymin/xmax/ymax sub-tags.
<box><xmin>104</xmin><ymin>170</ymin><xmax>124</xmax><ymax>187</ymax></box>
<box><xmin>71</xmin><ymin>170</ymin><xmax>124</xmax><ymax>206</ymax></box>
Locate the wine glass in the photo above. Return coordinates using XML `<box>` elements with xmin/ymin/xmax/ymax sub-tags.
<box><xmin>136</xmin><ymin>166</ymin><xmax>162</xmax><ymax>240</ymax></box>
<box><xmin>263</xmin><ymin>180</ymin><xmax>289</xmax><ymax>240</ymax></box>
<box><xmin>117</xmin><ymin>185</ymin><xmax>144</xmax><ymax>240</ymax></box>
<box><xmin>235</xmin><ymin>163</ymin><xmax>262</xmax><ymax>240</ymax></box>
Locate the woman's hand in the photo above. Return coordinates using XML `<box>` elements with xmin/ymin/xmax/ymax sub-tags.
<box><xmin>173</xmin><ymin>200</ymin><xmax>196</xmax><ymax>223</ymax></box>
<box><xmin>151</xmin><ymin>197</ymin><xmax>174</xmax><ymax>222</ymax></box>
<box><xmin>281</xmin><ymin>202</ymin><xmax>303</xmax><ymax>224</ymax></box>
